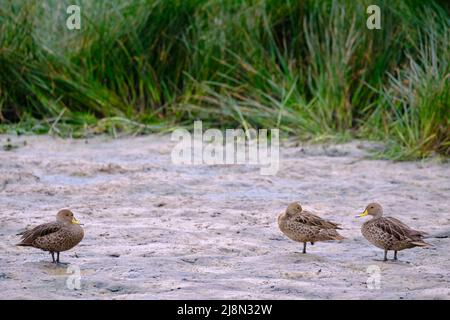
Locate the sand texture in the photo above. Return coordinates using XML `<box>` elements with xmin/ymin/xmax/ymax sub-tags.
<box><xmin>0</xmin><ymin>134</ymin><xmax>449</xmax><ymax>299</ymax></box>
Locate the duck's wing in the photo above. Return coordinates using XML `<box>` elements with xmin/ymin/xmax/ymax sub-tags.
<box><xmin>375</xmin><ymin>217</ymin><xmax>425</xmax><ymax>241</ymax></box>
<box><xmin>294</xmin><ymin>211</ymin><xmax>342</xmax><ymax>230</ymax></box>
<box><xmin>384</xmin><ymin>217</ymin><xmax>428</xmax><ymax>237</ymax></box>
<box><xmin>17</xmin><ymin>222</ymin><xmax>62</xmax><ymax>246</ymax></box>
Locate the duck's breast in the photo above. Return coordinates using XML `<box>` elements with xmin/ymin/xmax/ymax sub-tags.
<box><xmin>361</xmin><ymin>220</ymin><xmax>394</xmax><ymax>250</ymax></box>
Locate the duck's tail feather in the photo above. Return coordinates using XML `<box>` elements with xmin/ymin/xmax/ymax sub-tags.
<box><xmin>327</xmin><ymin>230</ymin><xmax>345</xmax><ymax>241</ymax></box>
<box><xmin>411</xmin><ymin>240</ymin><xmax>432</xmax><ymax>247</ymax></box>
<box><xmin>333</xmin><ymin>234</ymin><xmax>346</xmax><ymax>241</ymax></box>
<box><xmin>16</xmin><ymin>242</ymin><xmax>32</xmax><ymax>247</ymax></box>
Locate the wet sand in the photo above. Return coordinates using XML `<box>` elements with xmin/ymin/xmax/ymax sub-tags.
<box><xmin>0</xmin><ymin>134</ymin><xmax>449</xmax><ymax>299</ymax></box>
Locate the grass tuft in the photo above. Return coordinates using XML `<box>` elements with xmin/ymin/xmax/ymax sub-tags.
<box><xmin>0</xmin><ymin>0</ymin><xmax>448</xmax><ymax>159</ymax></box>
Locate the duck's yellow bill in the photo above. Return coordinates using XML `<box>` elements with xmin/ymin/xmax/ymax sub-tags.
<box><xmin>356</xmin><ymin>209</ymin><xmax>368</xmax><ymax>218</ymax></box>
<box><xmin>72</xmin><ymin>217</ymin><xmax>80</xmax><ymax>224</ymax></box>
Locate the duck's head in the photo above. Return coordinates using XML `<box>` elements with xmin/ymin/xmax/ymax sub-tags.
<box><xmin>286</xmin><ymin>202</ymin><xmax>302</xmax><ymax>215</ymax></box>
<box><xmin>357</xmin><ymin>203</ymin><xmax>383</xmax><ymax>218</ymax></box>
<box><xmin>56</xmin><ymin>209</ymin><xmax>81</xmax><ymax>225</ymax></box>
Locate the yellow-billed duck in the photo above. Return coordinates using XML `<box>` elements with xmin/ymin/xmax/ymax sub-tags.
<box><xmin>17</xmin><ymin>209</ymin><xmax>84</xmax><ymax>264</ymax></box>
<box><xmin>278</xmin><ymin>202</ymin><xmax>345</xmax><ymax>254</ymax></box>
<box><xmin>357</xmin><ymin>203</ymin><xmax>430</xmax><ymax>261</ymax></box>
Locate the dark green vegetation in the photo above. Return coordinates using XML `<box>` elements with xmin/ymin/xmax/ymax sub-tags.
<box><xmin>0</xmin><ymin>0</ymin><xmax>448</xmax><ymax>159</ymax></box>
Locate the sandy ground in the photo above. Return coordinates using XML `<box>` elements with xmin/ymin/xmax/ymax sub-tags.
<box><xmin>0</xmin><ymin>134</ymin><xmax>449</xmax><ymax>300</ymax></box>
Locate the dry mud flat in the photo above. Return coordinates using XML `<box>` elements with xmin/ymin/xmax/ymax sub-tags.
<box><xmin>0</xmin><ymin>134</ymin><xmax>449</xmax><ymax>300</ymax></box>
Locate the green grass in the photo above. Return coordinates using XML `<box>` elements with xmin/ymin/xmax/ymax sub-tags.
<box><xmin>0</xmin><ymin>0</ymin><xmax>449</xmax><ymax>159</ymax></box>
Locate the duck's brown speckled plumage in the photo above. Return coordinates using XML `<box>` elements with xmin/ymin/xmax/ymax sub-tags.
<box><xmin>278</xmin><ymin>202</ymin><xmax>344</xmax><ymax>253</ymax></box>
<box><xmin>17</xmin><ymin>209</ymin><xmax>84</xmax><ymax>263</ymax></box>
<box><xmin>358</xmin><ymin>203</ymin><xmax>430</xmax><ymax>261</ymax></box>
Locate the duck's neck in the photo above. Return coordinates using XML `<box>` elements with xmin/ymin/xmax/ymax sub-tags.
<box><xmin>368</xmin><ymin>214</ymin><xmax>383</xmax><ymax>221</ymax></box>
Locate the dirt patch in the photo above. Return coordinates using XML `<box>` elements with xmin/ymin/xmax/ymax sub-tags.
<box><xmin>0</xmin><ymin>134</ymin><xmax>449</xmax><ymax>299</ymax></box>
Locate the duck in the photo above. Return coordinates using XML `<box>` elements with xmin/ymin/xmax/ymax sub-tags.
<box><xmin>278</xmin><ymin>202</ymin><xmax>345</xmax><ymax>254</ymax></box>
<box><xmin>17</xmin><ymin>209</ymin><xmax>84</xmax><ymax>264</ymax></box>
<box><xmin>357</xmin><ymin>203</ymin><xmax>430</xmax><ymax>261</ymax></box>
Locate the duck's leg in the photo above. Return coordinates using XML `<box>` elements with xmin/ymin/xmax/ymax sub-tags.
<box><xmin>56</xmin><ymin>252</ymin><xmax>63</xmax><ymax>264</ymax></box>
<box><xmin>383</xmin><ymin>249</ymin><xmax>388</xmax><ymax>262</ymax></box>
<box><xmin>50</xmin><ymin>252</ymin><xmax>55</xmax><ymax>263</ymax></box>
<box><xmin>302</xmin><ymin>242</ymin><xmax>307</xmax><ymax>254</ymax></box>
<box><xmin>56</xmin><ymin>252</ymin><xmax>68</xmax><ymax>265</ymax></box>
<box><xmin>394</xmin><ymin>251</ymin><xmax>398</xmax><ymax>260</ymax></box>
